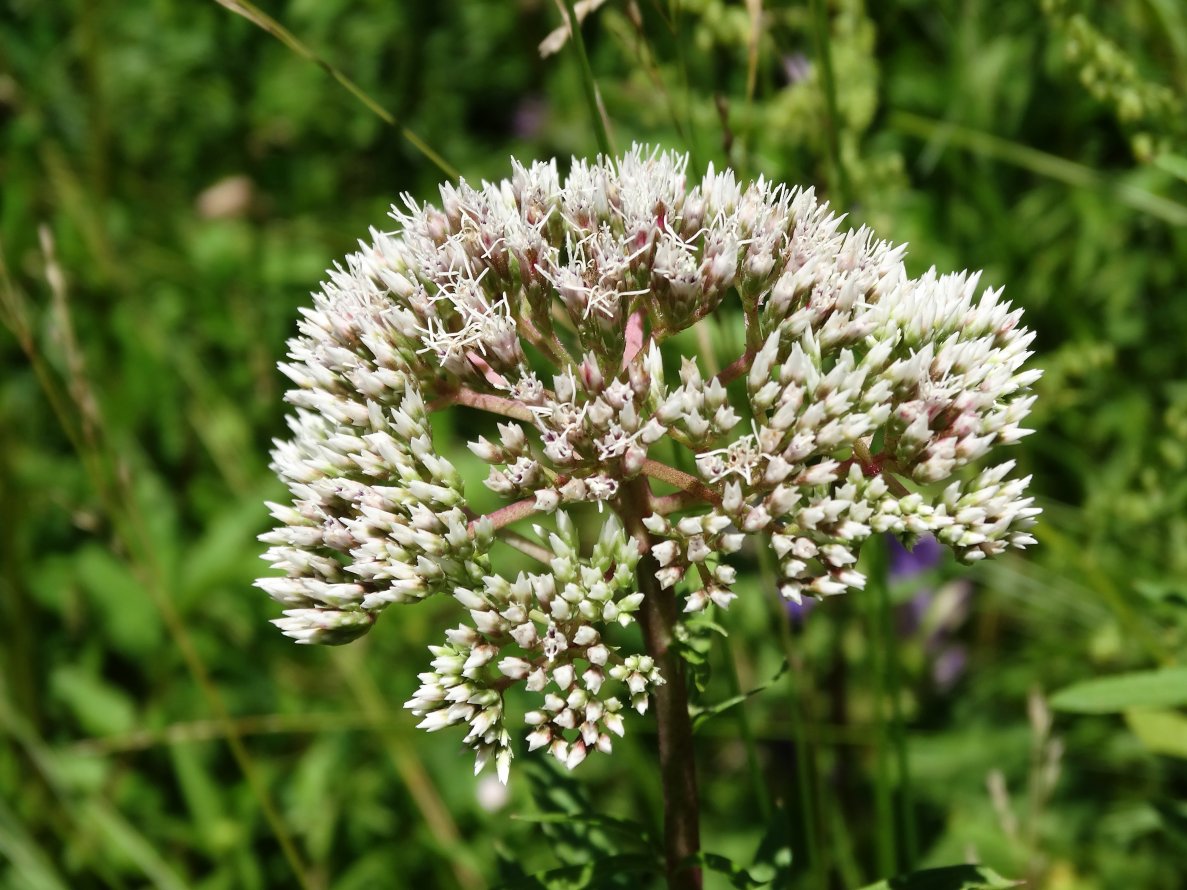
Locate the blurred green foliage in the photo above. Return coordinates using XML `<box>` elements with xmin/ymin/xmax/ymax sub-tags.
<box><xmin>2</xmin><ymin>0</ymin><xmax>1186</xmax><ymax>887</ymax></box>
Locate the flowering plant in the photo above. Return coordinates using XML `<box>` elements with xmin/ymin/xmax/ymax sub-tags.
<box><xmin>258</xmin><ymin>145</ymin><xmax>1039</xmax><ymax>882</ymax></box>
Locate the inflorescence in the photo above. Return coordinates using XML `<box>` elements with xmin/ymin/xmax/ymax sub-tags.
<box><xmin>258</xmin><ymin>146</ymin><xmax>1040</xmax><ymax>783</ymax></box>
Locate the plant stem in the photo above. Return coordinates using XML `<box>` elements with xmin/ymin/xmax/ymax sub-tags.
<box><xmin>436</xmin><ymin>386</ymin><xmax>536</xmax><ymax>422</ymax></box>
<box><xmin>864</xmin><ymin>539</ymin><xmax>897</xmax><ymax>878</ymax></box>
<box><xmin>562</xmin><ymin>0</ymin><xmax>614</xmax><ymax>157</ymax></box>
<box><xmin>890</xmin><ymin>111</ymin><xmax>1187</xmax><ymax>227</ymax></box>
<box><xmin>875</xmin><ymin>539</ymin><xmax>918</xmax><ymax>869</ymax></box>
<box><xmin>718</xmin><ymin>632</ymin><xmax>771</xmax><ymax>821</ymax></box>
<box><xmin>640</xmin><ymin>459</ymin><xmax>721</xmax><ymax>507</ymax></box>
<box><xmin>214</xmin><ymin>0</ymin><xmax>458</xmax><ymax>179</ymax></box>
<box><xmin>809</xmin><ymin>0</ymin><xmax>851</xmax><ymax>208</ymax></box>
<box><xmin>622</xmin><ymin>477</ymin><xmax>702</xmax><ymax>889</ymax></box>
<box><xmin>759</xmin><ymin>545</ymin><xmax>824</xmax><ymax>890</ymax></box>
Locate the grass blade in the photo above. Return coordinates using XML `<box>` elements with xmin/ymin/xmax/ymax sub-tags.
<box><xmin>213</xmin><ymin>0</ymin><xmax>459</xmax><ymax>179</ymax></box>
<box><xmin>891</xmin><ymin>111</ymin><xmax>1187</xmax><ymax>226</ymax></box>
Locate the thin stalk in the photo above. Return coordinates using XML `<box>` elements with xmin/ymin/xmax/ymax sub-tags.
<box><xmin>608</xmin><ymin>5</ymin><xmax>690</xmax><ymax>146</ymax></box>
<box><xmin>561</xmin><ymin>0</ymin><xmax>614</xmax><ymax>157</ymax></box>
<box><xmin>640</xmin><ymin>459</ymin><xmax>721</xmax><ymax>507</ymax></box>
<box><xmin>495</xmin><ymin>529</ymin><xmax>555</xmax><ymax>565</ymax></box>
<box><xmin>891</xmin><ymin>111</ymin><xmax>1187</xmax><ymax>227</ymax></box>
<box><xmin>809</xmin><ymin>0</ymin><xmax>851</xmax><ymax>208</ymax></box>
<box><xmin>621</xmin><ymin>478</ymin><xmax>702</xmax><ymax>890</ymax></box>
<box><xmin>335</xmin><ymin>646</ymin><xmax>485</xmax><ymax>889</ymax></box>
<box><xmin>213</xmin><ymin>0</ymin><xmax>458</xmax><ymax>179</ymax></box>
<box><xmin>758</xmin><ymin>546</ymin><xmax>824</xmax><ymax>890</ymax></box>
<box><xmin>667</xmin><ymin>0</ymin><xmax>701</xmax><ymax>172</ymax></box>
<box><xmin>863</xmin><ymin>540</ymin><xmax>897</xmax><ymax>878</ymax></box>
<box><xmin>825</xmin><ymin>793</ymin><xmax>865</xmax><ymax>889</ymax></box>
<box><xmin>717</xmin><ymin>633</ymin><xmax>771</xmax><ymax>820</ymax></box>
<box><xmin>872</xmin><ymin>539</ymin><xmax>918</xmax><ymax>868</ymax></box>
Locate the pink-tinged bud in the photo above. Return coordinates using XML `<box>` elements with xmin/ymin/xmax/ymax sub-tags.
<box><xmin>580</xmin><ymin>353</ymin><xmax>604</xmax><ymax>393</ymax></box>
<box><xmin>622</xmin><ymin>444</ymin><xmax>647</xmax><ymax>478</ymax></box>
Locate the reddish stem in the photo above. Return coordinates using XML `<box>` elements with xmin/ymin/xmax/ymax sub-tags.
<box><xmin>640</xmin><ymin>459</ymin><xmax>721</xmax><ymax>508</ymax></box>
<box><xmin>713</xmin><ymin>348</ymin><xmax>755</xmax><ymax>387</ymax></box>
<box><xmin>431</xmin><ymin>387</ymin><xmax>537</xmax><ymax>423</ymax></box>
<box><xmin>468</xmin><ymin>495</ymin><xmax>540</xmax><ymax>535</ymax></box>
<box><xmin>621</xmin><ymin>477</ymin><xmax>702</xmax><ymax>890</ymax></box>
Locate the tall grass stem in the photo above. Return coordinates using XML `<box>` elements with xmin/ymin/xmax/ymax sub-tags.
<box><xmin>759</xmin><ymin>547</ymin><xmax>825</xmax><ymax>890</ymax></box>
<box><xmin>864</xmin><ymin>539</ymin><xmax>897</xmax><ymax>877</ymax></box>
<box><xmin>810</xmin><ymin>0</ymin><xmax>852</xmax><ymax>207</ymax></box>
<box><xmin>562</xmin><ymin>0</ymin><xmax>614</xmax><ymax>157</ymax></box>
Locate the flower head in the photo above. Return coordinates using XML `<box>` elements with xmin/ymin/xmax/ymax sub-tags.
<box><xmin>259</xmin><ymin>146</ymin><xmax>1040</xmax><ymax>781</ymax></box>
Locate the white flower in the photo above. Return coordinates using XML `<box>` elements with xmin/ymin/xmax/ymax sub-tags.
<box><xmin>260</xmin><ymin>145</ymin><xmax>1040</xmax><ymax>781</ymax></box>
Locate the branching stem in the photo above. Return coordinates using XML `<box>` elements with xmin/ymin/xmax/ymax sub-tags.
<box><xmin>713</xmin><ymin>348</ymin><xmax>755</xmax><ymax>387</ymax></box>
<box><xmin>468</xmin><ymin>495</ymin><xmax>540</xmax><ymax>534</ymax></box>
<box><xmin>433</xmin><ymin>387</ymin><xmax>537</xmax><ymax>423</ymax></box>
<box><xmin>641</xmin><ymin>459</ymin><xmax>721</xmax><ymax>508</ymax></box>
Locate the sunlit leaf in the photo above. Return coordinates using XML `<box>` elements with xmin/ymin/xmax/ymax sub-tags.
<box><xmin>1050</xmin><ymin>668</ymin><xmax>1187</xmax><ymax>713</ymax></box>
<box><xmin>856</xmin><ymin>864</ymin><xmax>1021</xmax><ymax>890</ymax></box>
<box><xmin>1125</xmin><ymin>709</ymin><xmax>1187</xmax><ymax>758</ymax></box>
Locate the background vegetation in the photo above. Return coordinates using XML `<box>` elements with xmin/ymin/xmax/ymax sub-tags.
<box><xmin>2</xmin><ymin>0</ymin><xmax>1186</xmax><ymax>887</ymax></box>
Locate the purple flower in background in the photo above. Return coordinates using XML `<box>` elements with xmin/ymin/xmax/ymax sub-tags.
<box><xmin>887</xmin><ymin>534</ymin><xmax>971</xmax><ymax>690</ymax></box>
<box><xmin>932</xmin><ymin>646</ymin><xmax>969</xmax><ymax>691</ymax></box>
<box><xmin>889</xmin><ymin>534</ymin><xmax>943</xmax><ymax>581</ymax></box>
<box><xmin>512</xmin><ymin>96</ymin><xmax>548</xmax><ymax>140</ymax></box>
<box><xmin>787</xmin><ymin>535</ymin><xmax>942</xmax><ymax>627</ymax></box>
<box><xmin>781</xmin><ymin>52</ymin><xmax>812</xmax><ymax>87</ymax></box>
<box><xmin>785</xmin><ymin>595</ymin><xmax>817</xmax><ymax>624</ymax></box>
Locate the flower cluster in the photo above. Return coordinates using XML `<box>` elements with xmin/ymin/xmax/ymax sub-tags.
<box><xmin>259</xmin><ymin>146</ymin><xmax>1040</xmax><ymax>781</ymax></box>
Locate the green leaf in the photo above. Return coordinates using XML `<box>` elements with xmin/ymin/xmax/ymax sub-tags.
<box><xmin>1152</xmin><ymin>801</ymin><xmax>1187</xmax><ymax>856</ymax></box>
<box><xmin>691</xmin><ymin>852</ymin><xmax>769</xmax><ymax>889</ymax></box>
<box><xmin>674</xmin><ymin>615</ymin><xmax>730</xmax><ymax>693</ymax></box>
<box><xmin>749</xmin><ymin>800</ymin><xmax>793</xmax><ymax>886</ymax></box>
<box><xmin>510</xmin><ymin>812</ymin><xmax>654</xmax><ymax>845</ymax></box>
<box><xmin>1049</xmin><ymin>667</ymin><xmax>1187</xmax><ymax>713</ymax></box>
<box><xmin>856</xmin><ymin>864</ymin><xmax>1021</xmax><ymax>890</ymax></box>
<box><xmin>51</xmin><ymin>665</ymin><xmax>136</xmax><ymax>737</ymax></box>
<box><xmin>691</xmin><ymin>659</ymin><xmax>788</xmax><ymax>732</ymax></box>
<box><xmin>82</xmin><ymin>801</ymin><xmax>189</xmax><ymax>890</ymax></box>
<box><xmin>1125</xmin><ymin>709</ymin><xmax>1187</xmax><ymax>758</ymax></box>
<box><xmin>170</xmin><ymin>743</ymin><xmax>235</xmax><ymax>855</ymax></box>
<box><xmin>0</xmin><ymin>798</ymin><xmax>71</xmax><ymax>890</ymax></box>
<box><xmin>492</xmin><ymin>852</ymin><xmax>657</xmax><ymax>888</ymax></box>
<box><xmin>74</xmin><ymin>544</ymin><xmax>163</xmax><ymax>657</ymax></box>
<box><xmin>1154</xmin><ymin>154</ymin><xmax>1187</xmax><ymax>184</ymax></box>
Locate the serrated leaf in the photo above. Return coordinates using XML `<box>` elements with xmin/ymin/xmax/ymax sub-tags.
<box><xmin>856</xmin><ymin>864</ymin><xmax>1021</xmax><ymax>890</ymax></box>
<box><xmin>1050</xmin><ymin>667</ymin><xmax>1187</xmax><ymax>713</ymax></box>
